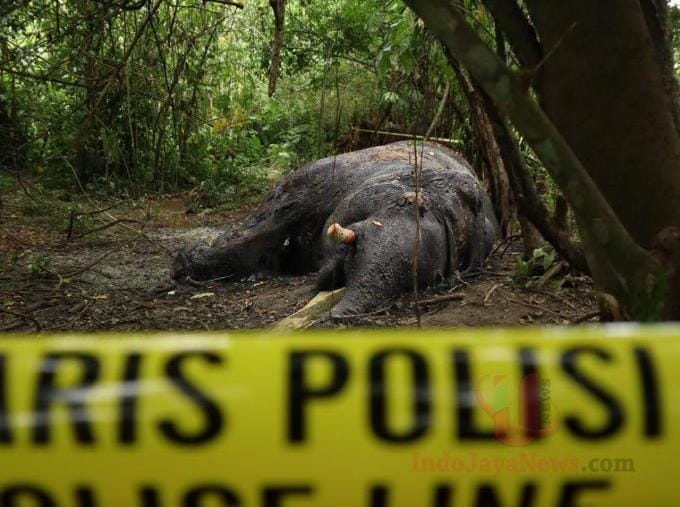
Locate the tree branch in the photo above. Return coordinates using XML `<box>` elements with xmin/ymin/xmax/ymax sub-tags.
<box><xmin>202</xmin><ymin>0</ymin><xmax>244</xmax><ymax>9</ymax></box>
<box><xmin>0</xmin><ymin>66</ymin><xmax>87</xmax><ymax>89</ymax></box>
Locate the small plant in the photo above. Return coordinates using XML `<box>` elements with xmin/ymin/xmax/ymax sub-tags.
<box><xmin>26</xmin><ymin>254</ymin><xmax>52</xmax><ymax>279</ymax></box>
<box><xmin>531</xmin><ymin>247</ymin><xmax>556</xmax><ymax>272</ymax></box>
<box><xmin>515</xmin><ymin>256</ymin><xmax>530</xmax><ymax>279</ymax></box>
<box><xmin>513</xmin><ymin>247</ymin><xmax>557</xmax><ymax>286</ymax></box>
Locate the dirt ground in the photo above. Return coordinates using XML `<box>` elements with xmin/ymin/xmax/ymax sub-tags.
<box><xmin>0</xmin><ymin>190</ymin><xmax>598</xmax><ymax>332</ymax></box>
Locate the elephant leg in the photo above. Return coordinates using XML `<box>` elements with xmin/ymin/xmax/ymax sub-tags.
<box><xmin>316</xmin><ymin>245</ymin><xmax>350</xmax><ymax>291</ymax></box>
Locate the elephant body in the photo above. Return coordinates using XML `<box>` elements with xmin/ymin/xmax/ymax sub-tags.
<box><xmin>174</xmin><ymin>141</ymin><xmax>499</xmax><ymax>316</ymax></box>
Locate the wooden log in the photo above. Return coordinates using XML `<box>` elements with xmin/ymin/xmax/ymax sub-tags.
<box><xmin>273</xmin><ymin>288</ymin><xmax>346</xmax><ymax>330</ymax></box>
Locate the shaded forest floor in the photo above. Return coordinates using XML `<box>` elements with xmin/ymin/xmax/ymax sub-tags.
<box><xmin>0</xmin><ymin>190</ymin><xmax>598</xmax><ymax>332</ymax></box>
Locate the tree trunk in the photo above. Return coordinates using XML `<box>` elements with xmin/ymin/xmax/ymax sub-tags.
<box><xmin>524</xmin><ymin>0</ymin><xmax>680</xmax><ymax>250</ymax></box>
<box><xmin>268</xmin><ymin>0</ymin><xmax>286</xmax><ymax>97</ymax></box>
<box><xmin>403</xmin><ymin>0</ymin><xmax>670</xmax><ymax>318</ymax></box>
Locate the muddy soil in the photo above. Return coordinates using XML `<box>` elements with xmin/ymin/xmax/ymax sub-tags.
<box><xmin>0</xmin><ymin>192</ymin><xmax>598</xmax><ymax>332</ymax></box>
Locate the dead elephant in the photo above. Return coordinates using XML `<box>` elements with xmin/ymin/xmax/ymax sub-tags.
<box><xmin>173</xmin><ymin>141</ymin><xmax>499</xmax><ymax>317</ymax></box>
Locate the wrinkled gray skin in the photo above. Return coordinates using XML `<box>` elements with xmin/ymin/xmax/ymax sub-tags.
<box><xmin>173</xmin><ymin>141</ymin><xmax>499</xmax><ymax>316</ymax></box>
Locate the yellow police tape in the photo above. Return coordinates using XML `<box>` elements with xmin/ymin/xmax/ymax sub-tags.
<box><xmin>0</xmin><ymin>326</ymin><xmax>679</xmax><ymax>506</ymax></box>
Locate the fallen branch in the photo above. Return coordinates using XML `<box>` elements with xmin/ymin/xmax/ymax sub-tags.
<box><xmin>573</xmin><ymin>311</ymin><xmax>601</xmax><ymax>324</ymax></box>
<box><xmin>274</xmin><ymin>288</ymin><xmax>346</xmax><ymax>330</ymax></box>
<box><xmin>351</xmin><ymin>128</ymin><xmax>460</xmax><ymax>145</ymax></box>
<box><xmin>483</xmin><ymin>283</ymin><xmax>500</xmax><ymax>303</ymax></box>
<box><xmin>536</xmin><ymin>260</ymin><xmax>569</xmax><ymax>288</ymax></box>
<box><xmin>185</xmin><ymin>275</ymin><xmax>233</xmax><ymax>287</ymax></box>
<box><xmin>417</xmin><ymin>292</ymin><xmax>465</xmax><ymax>306</ymax></box>
<box><xmin>64</xmin><ymin>203</ymin><xmax>114</xmax><ymax>240</ymax></box>
<box><xmin>65</xmin><ymin>218</ymin><xmax>141</xmax><ymax>242</ymax></box>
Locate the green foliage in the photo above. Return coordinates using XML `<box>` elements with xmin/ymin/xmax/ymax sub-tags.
<box><xmin>515</xmin><ymin>256</ymin><xmax>530</xmax><ymax>280</ymax></box>
<box><xmin>1</xmin><ymin>0</ymin><xmax>469</xmax><ymax>209</ymax></box>
<box><xmin>532</xmin><ymin>247</ymin><xmax>556</xmax><ymax>272</ymax></box>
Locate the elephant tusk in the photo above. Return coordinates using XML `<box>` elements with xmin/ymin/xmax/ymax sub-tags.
<box><xmin>327</xmin><ymin>223</ymin><xmax>356</xmax><ymax>244</ymax></box>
